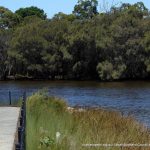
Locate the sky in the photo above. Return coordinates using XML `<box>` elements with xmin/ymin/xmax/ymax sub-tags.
<box><xmin>0</xmin><ymin>0</ymin><xmax>149</xmax><ymax>18</ymax></box>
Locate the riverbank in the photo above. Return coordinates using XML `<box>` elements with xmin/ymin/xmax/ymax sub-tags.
<box><xmin>0</xmin><ymin>74</ymin><xmax>150</xmax><ymax>81</ymax></box>
<box><xmin>26</xmin><ymin>92</ymin><xmax>150</xmax><ymax>150</ymax></box>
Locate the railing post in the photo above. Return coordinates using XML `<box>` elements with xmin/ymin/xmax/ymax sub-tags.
<box><xmin>24</xmin><ymin>92</ymin><xmax>26</xmax><ymax>150</ymax></box>
<box><xmin>20</xmin><ymin>117</ymin><xmax>23</xmax><ymax>126</ymax></box>
<box><xmin>16</xmin><ymin>91</ymin><xmax>26</xmax><ymax>150</ymax></box>
<box><xmin>9</xmin><ymin>91</ymin><xmax>11</xmax><ymax>105</ymax></box>
<box><xmin>18</xmin><ymin>127</ymin><xmax>22</xmax><ymax>144</ymax></box>
<box><xmin>15</xmin><ymin>143</ymin><xmax>21</xmax><ymax>150</ymax></box>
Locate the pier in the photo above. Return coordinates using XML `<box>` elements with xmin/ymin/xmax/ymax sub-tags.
<box><xmin>0</xmin><ymin>107</ymin><xmax>20</xmax><ymax>150</ymax></box>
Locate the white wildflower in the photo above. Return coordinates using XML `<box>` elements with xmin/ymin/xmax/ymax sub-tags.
<box><xmin>56</xmin><ymin>132</ymin><xmax>61</xmax><ymax>143</ymax></box>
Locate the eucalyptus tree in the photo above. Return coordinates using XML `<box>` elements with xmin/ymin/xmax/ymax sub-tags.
<box><xmin>73</xmin><ymin>0</ymin><xmax>98</xmax><ymax>19</ymax></box>
<box><xmin>15</xmin><ymin>6</ymin><xmax>47</xmax><ymax>19</ymax></box>
<box><xmin>0</xmin><ymin>7</ymin><xmax>21</xmax><ymax>29</ymax></box>
<box><xmin>0</xmin><ymin>29</ymin><xmax>12</xmax><ymax>79</ymax></box>
<box><xmin>8</xmin><ymin>17</ymin><xmax>47</xmax><ymax>78</ymax></box>
<box><xmin>0</xmin><ymin>2</ymin><xmax>150</xmax><ymax>80</ymax></box>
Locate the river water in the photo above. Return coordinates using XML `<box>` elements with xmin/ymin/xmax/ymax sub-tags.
<box><xmin>0</xmin><ymin>80</ymin><xmax>150</xmax><ymax>127</ymax></box>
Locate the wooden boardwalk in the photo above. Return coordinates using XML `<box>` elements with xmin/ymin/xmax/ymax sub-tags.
<box><xmin>0</xmin><ymin>107</ymin><xmax>20</xmax><ymax>150</ymax></box>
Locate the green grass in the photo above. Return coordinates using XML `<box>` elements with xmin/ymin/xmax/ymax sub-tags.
<box><xmin>26</xmin><ymin>92</ymin><xmax>150</xmax><ymax>150</ymax></box>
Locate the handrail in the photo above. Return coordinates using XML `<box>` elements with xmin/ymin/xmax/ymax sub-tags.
<box><xmin>16</xmin><ymin>92</ymin><xmax>26</xmax><ymax>150</ymax></box>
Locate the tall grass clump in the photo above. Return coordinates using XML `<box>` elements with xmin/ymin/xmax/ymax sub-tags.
<box><xmin>26</xmin><ymin>92</ymin><xmax>150</xmax><ymax>150</ymax></box>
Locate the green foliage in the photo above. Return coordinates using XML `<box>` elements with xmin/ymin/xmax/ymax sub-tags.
<box><xmin>8</xmin><ymin>17</ymin><xmax>48</xmax><ymax>77</ymax></box>
<box><xmin>15</xmin><ymin>6</ymin><xmax>47</xmax><ymax>19</ymax></box>
<box><xmin>39</xmin><ymin>136</ymin><xmax>55</xmax><ymax>148</ymax></box>
<box><xmin>0</xmin><ymin>2</ymin><xmax>150</xmax><ymax>80</ymax></box>
<box><xmin>142</xmin><ymin>26</ymin><xmax>150</xmax><ymax>76</ymax></box>
<box><xmin>73</xmin><ymin>0</ymin><xmax>98</xmax><ymax>19</ymax></box>
<box><xmin>143</xmin><ymin>31</ymin><xmax>150</xmax><ymax>52</ymax></box>
<box><xmin>97</xmin><ymin>61</ymin><xmax>126</xmax><ymax>81</ymax></box>
<box><xmin>0</xmin><ymin>29</ymin><xmax>12</xmax><ymax>79</ymax></box>
<box><xmin>97</xmin><ymin>61</ymin><xmax>113</xmax><ymax>80</ymax></box>
<box><xmin>145</xmin><ymin>59</ymin><xmax>150</xmax><ymax>73</ymax></box>
<box><xmin>0</xmin><ymin>7</ymin><xmax>21</xmax><ymax>29</ymax></box>
<box><xmin>53</xmin><ymin>12</ymin><xmax>76</xmax><ymax>22</ymax></box>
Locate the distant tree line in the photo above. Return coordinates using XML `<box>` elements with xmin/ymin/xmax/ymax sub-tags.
<box><xmin>0</xmin><ymin>0</ymin><xmax>150</xmax><ymax>81</ymax></box>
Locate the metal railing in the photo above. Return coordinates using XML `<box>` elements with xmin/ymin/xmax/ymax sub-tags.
<box><xmin>16</xmin><ymin>92</ymin><xmax>26</xmax><ymax>150</ymax></box>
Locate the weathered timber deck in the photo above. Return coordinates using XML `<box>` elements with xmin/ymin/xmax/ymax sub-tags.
<box><xmin>0</xmin><ymin>107</ymin><xmax>20</xmax><ymax>150</ymax></box>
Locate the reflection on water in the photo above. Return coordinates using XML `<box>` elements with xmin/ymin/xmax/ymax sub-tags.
<box><xmin>0</xmin><ymin>80</ymin><xmax>150</xmax><ymax>127</ymax></box>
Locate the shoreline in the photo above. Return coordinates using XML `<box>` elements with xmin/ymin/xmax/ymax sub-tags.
<box><xmin>67</xmin><ymin>106</ymin><xmax>150</xmax><ymax>129</ymax></box>
<box><xmin>26</xmin><ymin>93</ymin><xmax>150</xmax><ymax>149</ymax></box>
<box><xmin>0</xmin><ymin>78</ymin><xmax>150</xmax><ymax>82</ymax></box>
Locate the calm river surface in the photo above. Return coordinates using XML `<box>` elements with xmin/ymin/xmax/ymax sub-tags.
<box><xmin>0</xmin><ymin>81</ymin><xmax>150</xmax><ymax>127</ymax></box>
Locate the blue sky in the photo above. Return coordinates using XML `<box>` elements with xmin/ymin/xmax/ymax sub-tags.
<box><xmin>0</xmin><ymin>0</ymin><xmax>149</xmax><ymax>18</ymax></box>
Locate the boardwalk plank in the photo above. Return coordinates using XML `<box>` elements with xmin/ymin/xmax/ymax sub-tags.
<box><xmin>0</xmin><ymin>107</ymin><xmax>20</xmax><ymax>150</ymax></box>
